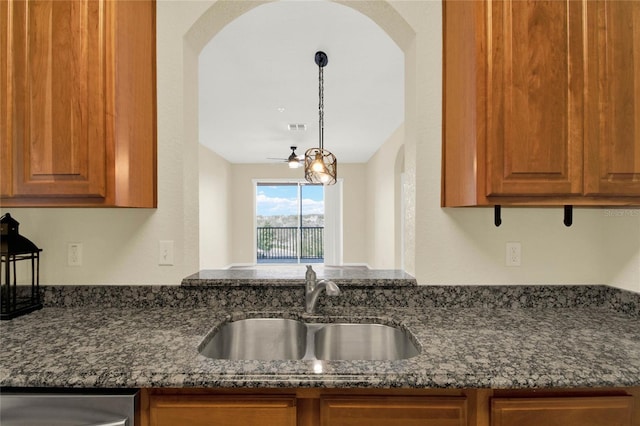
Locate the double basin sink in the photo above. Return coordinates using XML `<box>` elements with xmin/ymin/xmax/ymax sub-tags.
<box><xmin>199</xmin><ymin>318</ymin><xmax>420</xmax><ymax>361</ymax></box>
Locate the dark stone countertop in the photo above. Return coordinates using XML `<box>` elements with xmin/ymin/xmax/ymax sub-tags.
<box><xmin>1</xmin><ymin>284</ymin><xmax>639</xmax><ymax>390</ymax></box>
<box><xmin>181</xmin><ymin>267</ymin><xmax>417</xmax><ymax>287</ymax></box>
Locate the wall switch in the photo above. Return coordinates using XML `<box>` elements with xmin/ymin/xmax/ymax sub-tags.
<box><xmin>159</xmin><ymin>240</ymin><xmax>174</xmax><ymax>266</ymax></box>
<box><xmin>506</xmin><ymin>242</ymin><xmax>521</xmax><ymax>266</ymax></box>
<box><xmin>67</xmin><ymin>243</ymin><xmax>83</xmax><ymax>266</ymax></box>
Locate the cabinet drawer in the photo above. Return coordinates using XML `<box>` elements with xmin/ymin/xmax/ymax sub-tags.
<box><xmin>149</xmin><ymin>394</ymin><xmax>297</xmax><ymax>426</ymax></box>
<box><xmin>491</xmin><ymin>396</ymin><xmax>633</xmax><ymax>426</ymax></box>
<box><xmin>320</xmin><ymin>396</ymin><xmax>467</xmax><ymax>426</ymax></box>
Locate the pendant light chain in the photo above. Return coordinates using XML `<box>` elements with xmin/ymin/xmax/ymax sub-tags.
<box><xmin>318</xmin><ymin>64</ymin><xmax>324</xmax><ymax>151</ymax></box>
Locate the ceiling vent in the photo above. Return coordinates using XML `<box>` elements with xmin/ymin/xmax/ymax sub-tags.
<box><xmin>288</xmin><ymin>124</ymin><xmax>307</xmax><ymax>131</ymax></box>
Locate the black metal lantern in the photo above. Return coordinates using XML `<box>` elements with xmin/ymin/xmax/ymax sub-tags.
<box><xmin>1</xmin><ymin>213</ymin><xmax>43</xmax><ymax>320</ymax></box>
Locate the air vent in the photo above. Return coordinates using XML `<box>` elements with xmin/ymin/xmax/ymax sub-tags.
<box><xmin>288</xmin><ymin>124</ymin><xmax>307</xmax><ymax>131</ymax></box>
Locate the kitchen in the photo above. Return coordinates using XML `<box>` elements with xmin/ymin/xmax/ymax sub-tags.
<box><xmin>1</xmin><ymin>1</ymin><xmax>640</xmax><ymax>425</ymax></box>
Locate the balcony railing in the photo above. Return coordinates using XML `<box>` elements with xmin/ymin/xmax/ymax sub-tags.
<box><xmin>257</xmin><ymin>226</ymin><xmax>323</xmax><ymax>262</ymax></box>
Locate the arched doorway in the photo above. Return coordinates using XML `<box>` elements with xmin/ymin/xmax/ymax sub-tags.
<box><xmin>183</xmin><ymin>1</ymin><xmax>416</xmax><ymax>272</ymax></box>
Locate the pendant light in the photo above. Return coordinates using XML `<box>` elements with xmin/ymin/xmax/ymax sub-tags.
<box><xmin>305</xmin><ymin>51</ymin><xmax>337</xmax><ymax>185</ymax></box>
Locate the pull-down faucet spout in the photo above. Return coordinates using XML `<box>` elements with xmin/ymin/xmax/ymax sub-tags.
<box><xmin>304</xmin><ymin>265</ymin><xmax>341</xmax><ymax>314</ymax></box>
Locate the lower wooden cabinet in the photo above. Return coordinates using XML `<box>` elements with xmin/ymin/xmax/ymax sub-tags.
<box><xmin>491</xmin><ymin>396</ymin><xmax>633</xmax><ymax>426</ymax></box>
<box><xmin>320</xmin><ymin>396</ymin><xmax>467</xmax><ymax>426</ymax></box>
<box><xmin>148</xmin><ymin>395</ymin><xmax>297</xmax><ymax>426</ymax></box>
<box><xmin>141</xmin><ymin>388</ymin><xmax>639</xmax><ymax>426</ymax></box>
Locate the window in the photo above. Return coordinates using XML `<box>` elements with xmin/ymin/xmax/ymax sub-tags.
<box><xmin>256</xmin><ymin>182</ymin><xmax>324</xmax><ymax>264</ymax></box>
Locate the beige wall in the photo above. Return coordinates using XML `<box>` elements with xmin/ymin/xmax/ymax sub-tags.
<box><xmin>230</xmin><ymin>164</ymin><xmax>301</xmax><ymax>264</ymax></box>
<box><xmin>604</xmin><ymin>211</ymin><xmax>640</xmax><ymax>293</ymax></box>
<box><xmin>227</xmin><ymin>163</ymin><xmax>367</xmax><ymax>266</ymax></box>
<box><xmin>339</xmin><ymin>164</ymin><xmax>368</xmax><ymax>265</ymax></box>
<box><xmin>365</xmin><ymin>125</ymin><xmax>404</xmax><ymax>269</ymax></box>
<box><xmin>199</xmin><ymin>145</ymin><xmax>231</xmax><ymax>269</ymax></box>
<box><xmin>2</xmin><ymin>0</ymin><xmax>639</xmax><ymax>291</ymax></box>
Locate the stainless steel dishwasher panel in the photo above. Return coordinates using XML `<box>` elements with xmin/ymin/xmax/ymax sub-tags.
<box><xmin>0</xmin><ymin>389</ymin><xmax>139</xmax><ymax>426</ymax></box>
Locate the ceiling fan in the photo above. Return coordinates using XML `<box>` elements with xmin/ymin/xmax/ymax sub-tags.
<box><xmin>268</xmin><ymin>146</ymin><xmax>304</xmax><ymax>168</ymax></box>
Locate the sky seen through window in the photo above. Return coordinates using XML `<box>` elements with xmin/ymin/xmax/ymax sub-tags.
<box><xmin>256</xmin><ymin>184</ymin><xmax>324</xmax><ymax>216</ymax></box>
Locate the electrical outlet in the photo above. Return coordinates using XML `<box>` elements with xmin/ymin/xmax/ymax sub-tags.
<box><xmin>505</xmin><ymin>242</ymin><xmax>521</xmax><ymax>266</ymax></box>
<box><xmin>159</xmin><ymin>240</ymin><xmax>174</xmax><ymax>266</ymax></box>
<box><xmin>67</xmin><ymin>243</ymin><xmax>83</xmax><ymax>266</ymax></box>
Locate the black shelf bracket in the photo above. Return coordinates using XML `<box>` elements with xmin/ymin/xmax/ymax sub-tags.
<box><xmin>493</xmin><ymin>205</ymin><xmax>573</xmax><ymax>227</ymax></box>
<box><xmin>564</xmin><ymin>205</ymin><xmax>573</xmax><ymax>227</ymax></box>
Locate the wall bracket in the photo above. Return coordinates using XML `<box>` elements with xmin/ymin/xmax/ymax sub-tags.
<box><xmin>564</xmin><ymin>205</ymin><xmax>573</xmax><ymax>227</ymax></box>
<box><xmin>494</xmin><ymin>205</ymin><xmax>502</xmax><ymax>227</ymax></box>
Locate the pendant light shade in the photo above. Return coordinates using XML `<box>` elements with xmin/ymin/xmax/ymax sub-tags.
<box><xmin>304</xmin><ymin>148</ymin><xmax>337</xmax><ymax>184</ymax></box>
<box><xmin>305</xmin><ymin>51</ymin><xmax>337</xmax><ymax>185</ymax></box>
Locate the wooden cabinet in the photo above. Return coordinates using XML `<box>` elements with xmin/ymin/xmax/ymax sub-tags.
<box><xmin>442</xmin><ymin>0</ymin><xmax>640</xmax><ymax>206</ymax></box>
<box><xmin>1</xmin><ymin>0</ymin><xmax>156</xmax><ymax>207</ymax></box>
<box><xmin>148</xmin><ymin>394</ymin><xmax>297</xmax><ymax>426</ymax></box>
<box><xmin>491</xmin><ymin>396</ymin><xmax>633</xmax><ymax>426</ymax></box>
<box><xmin>584</xmin><ymin>0</ymin><xmax>640</xmax><ymax>197</ymax></box>
<box><xmin>142</xmin><ymin>388</ymin><xmax>639</xmax><ymax>426</ymax></box>
<box><xmin>320</xmin><ymin>396</ymin><xmax>467</xmax><ymax>426</ymax></box>
<box><xmin>486</xmin><ymin>0</ymin><xmax>585</xmax><ymax>199</ymax></box>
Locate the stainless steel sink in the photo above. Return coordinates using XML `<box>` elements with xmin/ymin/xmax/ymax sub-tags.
<box><xmin>313</xmin><ymin>323</ymin><xmax>419</xmax><ymax>360</ymax></box>
<box><xmin>199</xmin><ymin>318</ymin><xmax>307</xmax><ymax>360</ymax></box>
<box><xmin>199</xmin><ymin>318</ymin><xmax>420</xmax><ymax>361</ymax></box>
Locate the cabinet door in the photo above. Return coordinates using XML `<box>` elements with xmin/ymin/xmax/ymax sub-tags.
<box><xmin>584</xmin><ymin>0</ymin><xmax>640</xmax><ymax>196</ymax></box>
<box><xmin>149</xmin><ymin>395</ymin><xmax>297</xmax><ymax>426</ymax></box>
<box><xmin>2</xmin><ymin>0</ymin><xmax>107</xmax><ymax>199</ymax></box>
<box><xmin>320</xmin><ymin>396</ymin><xmax>467</xmax><ymax>426</ymax></box>
<box><xmin>486</xmin><ymin>0</ymin><xmax>584</xmax><ymax>197</ymax></box>
<box><xmin>491</xmin><ymin>396</ymin><xmax>633</xmax><ymax>426</ymax></box>
<box><xmin>0</xmin><ymin>1</ymin><xmax>8</xmax><ymax>196</ymax></box>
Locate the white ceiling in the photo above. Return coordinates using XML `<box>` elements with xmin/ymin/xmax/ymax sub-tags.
<box><xmin>198</xmin><ymin>1</ymin><xmax>404</xmax><ymax>164</ymax></box>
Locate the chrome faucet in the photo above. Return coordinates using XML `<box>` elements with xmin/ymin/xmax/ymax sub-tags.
<box><xmin>304</xmin><ymin>265</ymin><xmax>341</xmax><ymax>314</ymax></box>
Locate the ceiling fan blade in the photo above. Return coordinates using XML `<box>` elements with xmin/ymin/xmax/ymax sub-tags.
<box><xmin>266</xmin><ymin>146</ymin><xmax>304</xmax><ymax>163</ymax></box>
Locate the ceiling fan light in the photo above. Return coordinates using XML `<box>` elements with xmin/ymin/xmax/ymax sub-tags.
<box><xmin>288</xmin><ymin>158</ymin><xmax>301</xmax><ymax>169</ymax></box>
<box><xmin>283</xmin><ymin>146</ymin><xmax>301</xmax><ymax>168</ymax></box>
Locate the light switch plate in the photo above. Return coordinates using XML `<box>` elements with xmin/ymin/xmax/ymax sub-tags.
<box><xmin>159</xmin><ymin>240</ymin><xmax>174</xmax><ymax>266</ymax></box>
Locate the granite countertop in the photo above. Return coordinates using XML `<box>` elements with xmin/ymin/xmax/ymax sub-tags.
<box><xmin>181</xmin><ymin>266</ymin><xmax>417</xmax><ymax>287</ymax></box>
<box><xmin>1</xmin><ymin>293</ymin><xmax>639</xmax><ymax>389</ymax></box>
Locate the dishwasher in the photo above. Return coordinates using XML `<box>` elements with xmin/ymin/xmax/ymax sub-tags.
<box><xmin>0</xmin><ymin>388</ymin><xmax>139</xmax><ymax>426</ymax></box>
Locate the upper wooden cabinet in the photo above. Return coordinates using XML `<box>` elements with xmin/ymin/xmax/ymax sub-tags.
<box><xmin>1</xmin><ymin>0</ymin><xmax>156</xmax><ymax>207</ymax></box>
<box><xmin>584</xmin><ymin>0</ymin><xmax>640</xmax><ymax>197</ymax></box>
<box><xmin>442</xmin><ymin>0</ymin><xmax>640</xmax><ymax>207</ymax></box>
